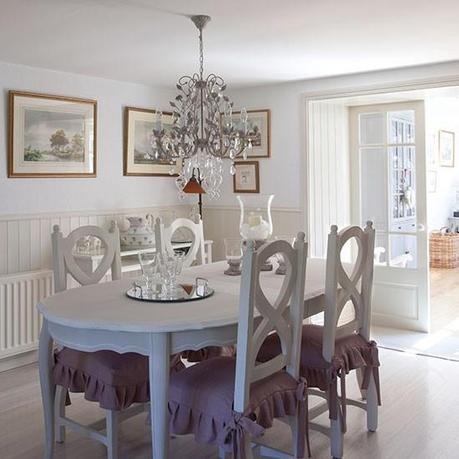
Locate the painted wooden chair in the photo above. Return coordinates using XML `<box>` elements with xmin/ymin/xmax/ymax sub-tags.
<box><xmin>51</xmin><ymin>223</ymin><xmax>149</xmax><ymax>459</ymax></box>
<box><xmin>154</xmin><ymin>216</ymin><xmax>206</xmax><ymax>268</ymax></box>
<box><xmin>167</xmin><ymin>235</ymin><xmax>309</xmax><ymax>459</ymax></box>
<box><xmin>259</xmin><ymin>222</ymin><xmax>381</xmax><ymax>458</ymax></box>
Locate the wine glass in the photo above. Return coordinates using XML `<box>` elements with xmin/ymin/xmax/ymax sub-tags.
<box><xmin>158</xmin><ymin>253</ymin><xmax>179</xmax><ymax>297</ymax></box>
<box><xmin>138</xmin><ymin>251</ymin><xmax>157</xmax><ymax>292</ymax></box>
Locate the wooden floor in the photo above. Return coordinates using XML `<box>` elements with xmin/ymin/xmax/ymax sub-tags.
<box><xmin>430</xmin><ymin>267</ymin><xmax>459</xmax><ymax>334</ymax></box>
<box><xmin>1</xmin><ymin>348</ymin><xmax>459</xmax><ymax>459</ymax></box>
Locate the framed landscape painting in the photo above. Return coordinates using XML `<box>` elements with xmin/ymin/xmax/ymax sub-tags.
<box><xmin>231</xmin><ymin>109</ymin><xmax>271</xmax><ymax>158</ymax></box>
<box><xmin>123</xmin><ymin>107</ymin><xmax>181</xmax><ymax>176</ymax></box>
<box><xmin>8</xmin><ymin>91</ymin><xmax>97</xmax><ymax>177</ymax></box>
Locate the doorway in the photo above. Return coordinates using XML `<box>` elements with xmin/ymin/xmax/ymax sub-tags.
<box><xmin>306</xmin><ymin>84</ymin><xmax>459</xmax><ymax>357</ymax></box>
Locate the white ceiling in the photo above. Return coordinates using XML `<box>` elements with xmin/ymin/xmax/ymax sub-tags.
<box><xmin>1</xmin><ymin>0</ymin><xmax>459</xmax><ymax>88</ymax></box>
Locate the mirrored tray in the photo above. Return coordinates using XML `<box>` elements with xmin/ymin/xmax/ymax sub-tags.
<box><xmin>126</xmin><ymin>282</ymin><xmax>214</xmax><ymax>303</ymax></box>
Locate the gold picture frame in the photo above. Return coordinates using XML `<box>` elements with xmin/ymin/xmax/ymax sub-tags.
<box><xmin>439</xmin><ymin>130</ymin><xmax>455</xmax><ymax>167</ymax></box>
<box><xmin>123</xmin><ymin>106</ymin><xmax>181</xmax><ymax>176</ymax></box>
<box><xmin>8</xmin><ymin>90</ymin><xmax>97</xmax><ymax>178</ymax></box>
<box><xmin>231</xmin><ymin>109</ymin><xmax>271</xmax><ymax>158</ymax></box>
<box><xmin>233</xmin><ymin>161</ymin><xmax>260</xmax><ymax>193</ymax></box>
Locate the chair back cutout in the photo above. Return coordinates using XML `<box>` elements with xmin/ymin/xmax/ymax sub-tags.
<box><xmin>154</xmin><ymin>216</ymin><xmax>205</xmax><ymax>268</ymax></box>
<box><xmin>233</xmin><ymin>234</ymin><xmax>308</xmax><ymax>413</ymax></box>
<box><xmin>322</xmin><ymin>222</ymin><xmax>375</xmax><ymax>362</ymax></box>
<box><xmin>52</xmin><ymin>223</ymin><xmax>121</xmax><ymax>292</ymax></box>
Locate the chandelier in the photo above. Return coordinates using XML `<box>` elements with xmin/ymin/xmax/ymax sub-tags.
<box><xmin>151</xmin><ymin>15</ymin><xmax>252</xmax><ymax>199</ymax></box>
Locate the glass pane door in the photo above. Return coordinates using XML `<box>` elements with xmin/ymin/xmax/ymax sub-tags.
<box><xmin>359</xmin><ymin>109</ymin><xmax>417</xmax><ymax>269</ymax></box>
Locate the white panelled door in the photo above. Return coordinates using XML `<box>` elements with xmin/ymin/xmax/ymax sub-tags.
<box><xmin>350</xmin><ymin>101</ymin><xmax>429</xmax><ymax>332</ymax></box>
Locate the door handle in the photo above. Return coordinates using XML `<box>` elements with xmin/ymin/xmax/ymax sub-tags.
<box><xmin>417</xmin><ymin>223</ymin><xmax>426</xmax><ymax>232</ymax></box>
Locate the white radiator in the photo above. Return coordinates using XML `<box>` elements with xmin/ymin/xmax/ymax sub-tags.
<box><xmin>0</xmin><ymin>270</ymin><xmax>53</xmax><ymax>360</ymax></box>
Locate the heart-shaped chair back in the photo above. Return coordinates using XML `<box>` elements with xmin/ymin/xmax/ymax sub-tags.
<box><xmin>52</xmin><ymin>222</ymin><xmax>121</xmax><ymax>292</ymax></box>
<box><xmin>322</xmin><ymin>221</ymin><xmax>375</xmax><ymax>362</ymax></box>
<box><xmin>233</xmin><ymin>234</ymin><xmax>307</xmax><ymax>413</ymax></box>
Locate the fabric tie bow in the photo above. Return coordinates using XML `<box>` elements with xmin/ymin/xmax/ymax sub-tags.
<box><xmin>218</xmin><ymin>411</ymin><xmax>265</xmax><ymax>459</ymax></box>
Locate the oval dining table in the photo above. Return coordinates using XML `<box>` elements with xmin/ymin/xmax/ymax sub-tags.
<box><xmin>37</xmin><ymin>258</ymin><xmax>328</xmax><ymax>459</ymax></box>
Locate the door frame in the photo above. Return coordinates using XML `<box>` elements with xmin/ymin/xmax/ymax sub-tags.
<box><xmin>301</xmin><ymin>75</ymin><xmax>459</xmax><ymax>332</ymax></box>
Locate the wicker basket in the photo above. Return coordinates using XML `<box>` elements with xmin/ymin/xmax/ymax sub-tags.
<box><xmin>429</xmin><ymin>231</ymin><xmax>459</xmax><ymax>268</ymax></box>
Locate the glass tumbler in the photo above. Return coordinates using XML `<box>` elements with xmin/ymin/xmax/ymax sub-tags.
<box><xmin>224</xmin><ymin>238</ymin><xmax>243</xmax><ymax>275</ymax></box>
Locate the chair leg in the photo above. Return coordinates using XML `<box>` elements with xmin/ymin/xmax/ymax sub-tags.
<box><xmin>106</xmin><ymin>410</ymin><xmax>119</xmax><ymax>459</ymax></box>
<box><xmin>287</xmin><ymin>415</ymin><xmax>305</xmax><ymax>459</ymax></box>
<box><xmin>330</xmin><ymin>400</ymin><xmax>343</xmax><ymax>459</ymax></box>
<box><xmin>54</xmin><ymin>385</ymin><xmax>66</xmax><ymax>443</ymax></box>
<box><xmin>366</xmin><ymin>371</ymin><xmax>378</xmax><ymax>432</ymax></box>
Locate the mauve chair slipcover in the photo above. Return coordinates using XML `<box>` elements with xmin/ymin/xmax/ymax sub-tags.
<box><xmin>168</xmin><ymin>356</ymin><xmax>309</xmax><ymax>459</ymax></box>
<box><xmin>181</xmin><ymin>345</ymin><xmax>236</xmax><ymax>362</ymax></box>
<box><xmin>53</xmin><ymin>348</ymin><xmax>185</xmax><ymax>411</ymax></box>
<box><xmin>258</xmin><ymin>324</ymin><xmax>381</xmax><ymax>420</ymax></box>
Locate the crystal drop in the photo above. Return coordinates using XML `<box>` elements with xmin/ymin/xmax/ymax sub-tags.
<box><xmin>240</xmin><ymin>108</ymin><xmax>248</xmax><ymax>123</ymax></box>
<box><xmin>230</xmin><ymin>164</ymin><xmax>236</xmax><ymax>175</ymax></box>
<box><xmin>243</xmin><ymin>149</ymin><xmax>248</xmax><ymax>160</ymax></box>
<box><xmin>169</xmin><ymin>167</ymin><xmax>175</xmax><ymax>176</ymax></box>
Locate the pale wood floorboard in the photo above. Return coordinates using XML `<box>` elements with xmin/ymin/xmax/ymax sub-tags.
<box><xmin>430</xmin><ymin>267</ymin><xmax>459</xmax><ymax>334</ymax></box>
<box><xmin>1</xmin><ymin>349</ymin><xmax>459</xmax><ymax>458</ymax></box>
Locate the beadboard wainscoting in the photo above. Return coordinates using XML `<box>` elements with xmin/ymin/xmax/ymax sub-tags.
<box><xmin>307</xmin><ymin>101</ymin><xmax>351</xmax><ymax>259</ymax></box>
<box><xmin>202</xmin><ymin>205</ymin><xmax>303</xmax><ymax>261</ymax></box>
<box><xmin>0</xmin><ymin>205</ymin><xmax>190</xmax><ymax>370</ymax></box>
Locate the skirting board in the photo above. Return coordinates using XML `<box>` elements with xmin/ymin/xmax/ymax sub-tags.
<box><xmin>0</xmin><ymin>349</ymin><xmax>38</xmax><ymax>373</ymax></box>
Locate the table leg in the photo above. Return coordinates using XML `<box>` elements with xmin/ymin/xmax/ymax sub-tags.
<box><xmin>38</xmin><ymin>319</ymin><xmax>55</xmax><ymax>459</ymax></box>
<box><xmin>149</xmin><ymin>333</ymin><xmax>171</xmax><ymax>459</ymax></box>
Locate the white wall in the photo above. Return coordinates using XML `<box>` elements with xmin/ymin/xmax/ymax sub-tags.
<box><xmin>0</xmin><ymin>61</ymin><xmax>180</xmax><ymax>215</ymax></box>
<box><xmin>426</xmin><ymin>97</ymin><xmax>459</xmax><ymax>231</ymax></box>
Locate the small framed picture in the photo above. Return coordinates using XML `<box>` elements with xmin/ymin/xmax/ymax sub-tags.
<box><xmin>124</xmin><ymin>107</ymin><xmax>181</xmax><ymax>176</ymax></box>
<box><xmin>427</xmin><ymin>170</ymin><xmax>437</xmax><ymax>193</ymax></box>
<box><xmin>439</xmin><ymin>130</ymin><xmax>455</xmax><ymax>167</ymax></box>
<box><xmin>233</xmin><ymin>161</ymin><xmax>260</xmax><ymax>193</ymax></box>
<box><xmin>427</xmin><ymin>134</ymin><xmax>437</xmax><ymax>167</ymax></box>
<box><xmin>231</xmin><ymin>109</ymin><xmax>271</xmax><ymax>158</ymax></box>
<box><xmin>8</xmin><ymin>91</ymin><xmax>97</xmax><ymax>178</ymax></box>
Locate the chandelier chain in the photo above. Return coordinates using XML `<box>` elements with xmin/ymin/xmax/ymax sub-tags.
<box><xmin>199</xmin><ymin>27</ymin><xmax>204</xmax><ymax>79</ymax></box>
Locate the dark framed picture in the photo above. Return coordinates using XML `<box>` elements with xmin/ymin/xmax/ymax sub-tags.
<box><xmin>123</xmin><ymin>106</ymin><xmax>181</xmax><ymax>176</ymax></box>
<box><xmin>233</xmin><ymin>161</ymin><xmax>260</xmax><ymax>193</ymax></box>
<box><xmin>8</xmin><ymin>91</ymin><xmax>97</xmax><ymax>178</ymax></box>
<box><xmin>439</xmin><ymin>130</ymin><xmax>455</xmax><ymax>167</ymax></box>
<box><xmin>231</xmin><ymin>109</ymin><xmax>271</xmax><ymax>158</ymax></box>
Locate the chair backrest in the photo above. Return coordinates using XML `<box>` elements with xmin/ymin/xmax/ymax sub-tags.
<box><xmin>233</xmin><ymin>234</ymin><xmax>308</xmax><ymax>413</ymax></box>
<box><xmin>52</xmin><ymin>223</ymin><xmax>122</xmax><ymax>293</ymax></box>
<box><xmin>322</xmin><ymin>222</ymin><xmax>375</xmax><ymax>362</ymax></box>
<box><xmin>154</xmin><ymin>216</ymin><xmax>205</xmax><ymax>268</ymax></box>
